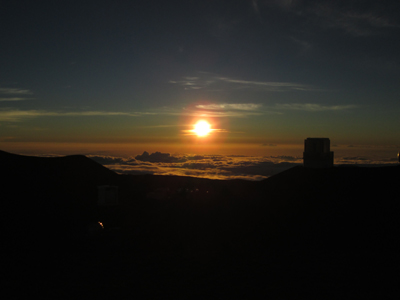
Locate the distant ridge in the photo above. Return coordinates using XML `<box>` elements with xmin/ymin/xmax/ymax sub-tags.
<box><xmin>1</xmin><ymin>150</ymin><xmax>120</xmax><ymax>244</ymax></box>
<box><xmin>0</xmin><ymin>149</ymin><xmax>118</xmax><ymax>184</ymax></box>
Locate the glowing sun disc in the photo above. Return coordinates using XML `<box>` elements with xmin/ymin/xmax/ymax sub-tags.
<box><xmin>193</xmin><ymin>120</ymin><xmax>211</xmax><ymax>137</ymax></box>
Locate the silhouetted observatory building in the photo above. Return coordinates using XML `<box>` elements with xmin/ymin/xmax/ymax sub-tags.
<box><xmin>303</xmin><ymin>138</ymin><xmax>334</xmax><ymax>168</ymax></box>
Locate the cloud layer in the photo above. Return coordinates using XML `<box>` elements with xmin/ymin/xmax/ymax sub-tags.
<box><xmin>85</xmin><ymin>148</ymin><xmax>399</xmax><ymax>181</ymax></box>
<box><xmin>89</xmin><ymin>151</ymin><xmax>303</xmax><ymax>180</ymax></box>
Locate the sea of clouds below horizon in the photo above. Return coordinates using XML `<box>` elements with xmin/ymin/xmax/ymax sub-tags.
<box><xmin>85</xmin><ymin>151</ymin><xmax>399</xmax><ymax>181</ymax></box>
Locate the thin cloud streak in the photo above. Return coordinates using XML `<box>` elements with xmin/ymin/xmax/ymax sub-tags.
<box><xmin>188</xmin><ymin>102</ymin><xmax>357</xmax><ymax>117</ymax></box>
<box><xmin>328</xmin><ymin>10</ymin><xmax>399</xmax><ymax>36</ymax></box>
<box><xmin>0</xmin><ymin>88</ymin><xmax>33</xmax><ymax>95</ymax></box>
<box><xmin>0</xmin><ymin>98</ymin><xmax>34</xmax><ymax>101</ymax></box>
<box><xmin>263</xmin><ymin>0</ymin><xmax>399</xmax><ymax>36</ymax></box>
<box><xmin>195</xmin><ymin>103</ymin><xmax>262</xmax><ymax>111</ymax></box>
<box><xmin>0</xmin><ymin>106</ymin><xmax>264</xmax><ymax>122</ymax></box>
<box><xmin>0</xmin><ymin>109</ymin><xmax>145</xmax><ymax>122</ymax></box>
<box><xmin>0</xmin><ymin>101</ymin><xmax>358</xmax><ymax>122</ymax></box>
<box><xmin>303</xmin><ymin>1</ymin><xmax>398</xmax><ymax>36</ymax></box>
<box><xmin>0</xmin><ymin>87</ymin><xmax>33</xmax><ymax>102</ymax></box>
<box><xmin>182</xmin><ymin>104</ymin><xmax>265</xmax><ymax>118</ymax></box>
<box><xmin>216</xmin><ymin>77</ymin><xmax>311</xmax><ymax>90</ymax></box>
<box><xmin>274</xmin><ymin>103</ymin><xmax>358</xmax><ymax>111</ymax></box>
<box><xmin>170</xmin><ymin>73</ymin><xmax>315</xmax><ymax>92</ymax></box>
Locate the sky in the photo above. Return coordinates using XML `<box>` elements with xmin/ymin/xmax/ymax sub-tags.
<box><xmin>1</xmin><ymin>0</ymin><xmax>400</xmax><ymax>179</ymax></box>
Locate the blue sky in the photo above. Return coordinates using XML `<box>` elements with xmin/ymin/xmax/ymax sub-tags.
<box><xmin>1</xmin><ymin>0</ymin><xmax>399</xmax><ymax>161</ymax></box>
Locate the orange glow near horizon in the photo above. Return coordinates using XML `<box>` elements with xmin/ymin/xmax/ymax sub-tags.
<box><xmin>192</xmin><ymin>120</ymin><xmax>212</xmax><ymax>137</ymax></box>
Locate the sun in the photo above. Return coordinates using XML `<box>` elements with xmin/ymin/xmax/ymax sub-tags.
<box><xmin>192</xmin><ymin>120</ymin><xmax>212</xmax><ymax>137</ymax></box>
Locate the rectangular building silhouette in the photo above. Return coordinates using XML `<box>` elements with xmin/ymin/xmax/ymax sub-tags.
<box><xmin>303</xmin><ymin>138</ymin><xmax>334</xmax><ymax>168</ymax></box>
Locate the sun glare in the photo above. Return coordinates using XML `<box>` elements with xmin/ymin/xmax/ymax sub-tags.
<box><xmin>193</xmin><ymin>120</ymin><xmax>212</xmax><ymax>137</ymax></box>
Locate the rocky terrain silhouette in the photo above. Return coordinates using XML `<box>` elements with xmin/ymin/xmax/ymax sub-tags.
<box><xmin>2</xmin><ymin>150</ymin><xmax>399</xmax><ymax>299</ymax></box>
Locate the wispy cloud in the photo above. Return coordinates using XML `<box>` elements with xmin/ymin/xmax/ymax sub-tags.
<box><xmin>169</xmin><ymin>76</ymin><xmax>216</xmax><ymax>90</ymax></box>
<box><xmin>58</xmin><ymin>111</ymin><xmax>144</xmax><ymax>117</ymax></box>
<box><xmin>0</xmin><ymin>109</ymin><xmax>144</xmax><ymax>122</ymax></box>
<box><xmin>0</xmin><ymin>109</ymin><xmax>44</xmax><ymax>122</ymax></box>
<box><xmin>177</xmin><ymin>101</ymin><xmax>358</xmax><ymax>120</ymax></box>
<box><xmin>182</xmin><ymin>110</ymin><xmax>263</xmax><ymax>118</ymax></box>
<box><xmin>263</xmin><ymin>0</ymin><xmax>399</xmax><ymax>36</ymax></box>
<box><xmin>185</xmin><ymin>102</ymin><xmax>357</xmax><ymax>118</ymax></box>
<box><xmin>274</xmin><ymin>103</ymin><xmax>358</xmax><ymax>111</ymax></box>
<box><xmin>0</xmin><ymin>101</ymin><xmax>358</xmax><ymax>123</ymax></box>
<box><xmin>0</xmin><ymin>105</ymin><xmax>262</xmax><ymax>122</ymax></box>
<box><xmin>195</xmin><ymin>103</ymin><xmax>262</xmax><ymax>111</ymax></box>
<box><xmin>170</xmin><ymin>73</ymin><xmax>314</xmax><ymax>92</ymax></box>
<box><xmin>216</xmin><ymin>77</ymin><xmax>312</xmax><ymax>91</ymax></box>
<box><xmin>0</xmin><ymin>88</ymin><xmax>33</xmax><ymax>95</ymax></box>
<box><xmin>178</xmin><ymin>103</ymin><xmax>263</xmax><ymax>134</ymax></box>
<box><xmin>251</xmin><ymin>0</ymin><xmax>264</xmax><ymax>24</ymax></box>
<box><xmin>329</xmin><ymin>11</ymin><xmax>399</xmax><ymax>36</ymax></box>
<box><xmin>304</xmin><ymin>2</ymin><xmax>398</xmax><ymax>37</ymax></box>
<box><xmin>182</xmin><ymin>103</ymin><xmax>265</xmax><ymax>118</ymax></box>
<box><xmin>0</xmin><ymin>97</ymin><xmax>34</xmax><ymax>101</ymax></box>
<box><xmin>252</xmin><ymin>0</ymin><xmax>260</xmax><ymax>14</ymax></box>
<box><xmin>0</xmin><ymin>87</ymin><xmax>33</xmax><ymax>102</ymax></box>
<box><xmin>137</xmin><ymin>124</ymin><xmax>181</xmax><ymax>129</ymax></box>
<box><xmin>290</xmin><ymin>37</ymin><xmax>312</xmax><ymax>54</ymax></box>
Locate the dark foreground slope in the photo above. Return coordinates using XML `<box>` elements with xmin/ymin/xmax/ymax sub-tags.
<box><xmin>2</xmin><ymin>150</ymin><xmax>400</xmax><ymax>299</ymax></box>
<box><xmin>1</xmin><ymin>150</ymin><xmax>118</xmax><ymax>237</ymax></box>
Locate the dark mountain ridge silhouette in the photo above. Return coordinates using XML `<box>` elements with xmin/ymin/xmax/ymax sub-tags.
<box><xmin>1</xmin><ymin>150</ymin><xmax>119</xmax><ymax>246</ymax></box>
<box><xmin>2</xmin><ymin>150</ymin><xmax>400</xmax><ymax>299</ymax></box>
<box><xmin>0</xmin><ymin>149</ymin><xmax>117</xmax><ymax>183</ymax></box>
